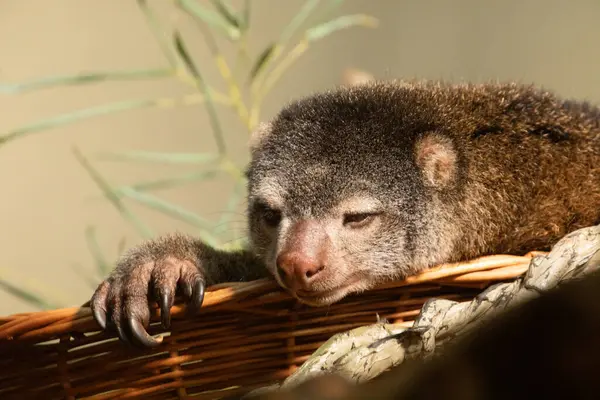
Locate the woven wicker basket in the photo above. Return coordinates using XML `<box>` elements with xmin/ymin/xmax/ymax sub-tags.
<box><xmin>0</xmin><ymin>252</ymin><xmax>542</xmax><ymax>400</ymax></box>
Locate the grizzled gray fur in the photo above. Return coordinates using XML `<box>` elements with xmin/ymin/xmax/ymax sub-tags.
<box><xmin>91</xmin><ymin>80</ymin><xmax>600</xmax><ymax>347</ymax></box>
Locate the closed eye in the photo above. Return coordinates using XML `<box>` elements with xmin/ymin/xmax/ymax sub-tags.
<box><xmin>343</xmin><ymin>212</ymin><xmax>382</xmax><ymax>228</ymax></box>
<box><xmin>254</xmin><ymin>201</ymin><xmax>282</xmax><ymax>227</ymax></box>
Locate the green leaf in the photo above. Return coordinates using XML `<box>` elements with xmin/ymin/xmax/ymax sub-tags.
<box><xmin>306</xmin><ymin>14</ymin><xmax>379</xmax><ymax>41</ymax></box>
<box><xmin>116</xmin><ymin>187</ymin><xmax>220</xmax><ymax>247</ymax></box>
<box><xmin>0</xmin><ymin>92</ymin><xmax>229</xmax><ymax>148</ymax></box>
<box><xmin>73</xmin><ymin>147</ymin><xmax>154</xmax><ymax>239</ymax></box>
<box><xmin>82</xmin><ymin>170</ymin><xmax>221</xmax><ymax>205</ymax></box>
<box><xmin>210</xmin><ymin>0</ymin><xmax>240</xmax><ymax>28</ymax></box>
<box><xmin>0</xmin><ymin>98</ymin><xmax>157</xmax><ymax>147</ymax></box>
<box><xmin>137</xmin><ymin>0</ymin><xmax>179</xmax><ymax>68</ymax></box>
<box><xmin>123</xmin><ymin>170</ymin><xmax>220</xmax><ymax>192</ymax></box>
<box><xmin>257</xmin><ymin>13</ymin><xmax>379</xmax><ymax>100</ymax></box>
<box><xmin>177</xmin><ymin>0</ymin><xmax>240</xmax><ymax>40</ymax></box>
<box><xmin>313</xmin><ymin>0</ymin><xmax>345</xmax><ymax>22</ymax></box>
<box><xmin>0</xmin><ymin>68</ymin><xmax>171</xmax><ymax>94</ymax></box>
<box><xmin>173</xmin><ymin>32</ymin><xmax>202</xmax><ymax>81</ymax></box>
<box><xmin>249</xmin><ymin>44</ymin><xmax>275</xmax><ymax>82</ymax></box>
<box><xmin>96</xmin><ymin>150</ymin><xmax>218</xmax><ymax>165</ymax></box>
<box><xmin>249</xmin><ymin>0</ymin><xmax>320</xmax><ymax>84</ymax></box>
<box><xmin>174</xmin><ymin>31</ymin><xmax>227</xmax><ymax>156</ymax></box>
<box><xmin>241</xmin><ymin>0</ymin><xmax>251</xmax><ymax>31</ymax></box>
<box><xmin>183</xmin><ymin>7</ymin><xmax>250</xmax><ymax>128</ymax></box>
<box><xmin>280</xmin><ymin>0</ymin><xmax>322</xmax><ymax>43</ymax></box>
<box><xmin>84</xmin><ymin>226</ymin><xmax>112</xmax><ymax>276</ymax></box>
<box><xmin>0</xmin><ymin>279</ymin><xmax>58</xmax><ymax>310</ymax></box>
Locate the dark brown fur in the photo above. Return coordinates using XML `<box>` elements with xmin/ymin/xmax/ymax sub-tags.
<box><xmin>90</xmin><ymin>80</ymin><xmax>600</xmax><ymax>347</ymax></box>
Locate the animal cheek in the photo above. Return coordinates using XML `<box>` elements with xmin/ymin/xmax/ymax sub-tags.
<box><xmin>247</xmin><ymin>226</ymin><xmax>280</xmax><ymax>271</ymax></box>
<box><xmin>266</xmin><ymin>248</ymin><xmax>285</xmax><ymax>282</ymax></box>
<box><xmin>336</xmin><ymin>227</ymin><xmax>378</xmax><ymax>257</ymax></box>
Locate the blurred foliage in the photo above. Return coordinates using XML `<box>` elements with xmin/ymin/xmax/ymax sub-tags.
<box><xmin>0</xmin><ymin>0</ymin><xmax>377</xmax><ymax>309</ymax></box>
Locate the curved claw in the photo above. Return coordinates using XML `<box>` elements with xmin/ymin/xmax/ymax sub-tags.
<box><xmin>159</xmin><ymin>292</ymin><xmax>172</xmax><ymax>329</ymax></box>
<box><xmin>92</xmin><ymin>306</ymin><xmax>107</xmax><ymax>330</ymax></box>
<box><xmin>91</xmin><ymin>281</ymin><xmax>109</xmax><ymax>330</ymax></box>
<box><xmin>116</xmin><ymin>323</ymin><xmax>131</xmax><ymax>345</ymax></box>
<box><xmin>129</xmin><ymin>317</ymin><xmax>163</xmax><ymax>348</ymax></box>
<box><xmin>182</xmin><ymin>282</ymin><xmax>193</xmax><ymax>299</ymax></box>
<box><xmin>192</xmin><ymin>280</ymin><xmax>205</xmax><ymax>310</ymax></box>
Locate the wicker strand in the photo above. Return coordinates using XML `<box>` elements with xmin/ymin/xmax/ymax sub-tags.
<box><xmin>0</xmin><ymin>253</ymin><xmax>539</xmax><ymax>399</ymax></box>
<box><xmin>58</xmin><ymin>334</ymin><xmax>75</xmax><ymax>400</ymax></box>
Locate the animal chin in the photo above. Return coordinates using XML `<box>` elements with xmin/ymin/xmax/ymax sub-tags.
<box><xmin>294</xmin><ymin>288</ymin><xmax>349</xmax><ymax>306</ymax></box>
<box><xmin>270</xmin><ymin>265</ymin><xmax>364</xmax><ymax>306</ymax></box>
<box><xmin>294</xmin><ymin>278</ymin><xmax>362</xmax><ymax>306</ymax></box>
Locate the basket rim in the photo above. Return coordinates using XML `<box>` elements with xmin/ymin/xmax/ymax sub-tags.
<box><xmin>0</xmin><ymin>251</ymin><xmax>545</xmax><ymax>343</ymax></box>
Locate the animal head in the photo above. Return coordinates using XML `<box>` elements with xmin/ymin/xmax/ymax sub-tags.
<box><xmin>244</xmin><ymin>80</ymin><xmax>553</xmax><ymax>305</ymax></box>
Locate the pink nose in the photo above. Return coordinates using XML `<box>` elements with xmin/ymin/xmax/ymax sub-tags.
<box><xmin>276</xmin><ymin>251</ymin><xmax>325</xmax><ymax>290</ymax></box>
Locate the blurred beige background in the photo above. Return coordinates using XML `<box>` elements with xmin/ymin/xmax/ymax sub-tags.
<box><xmin>1</xmin><ymin>0</ymin><xmax>600</xmax><ymax>315</ymax></box>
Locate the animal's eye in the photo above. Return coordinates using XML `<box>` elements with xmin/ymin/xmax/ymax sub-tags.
<box><xmin>263</xmin><ymin>208</ymin><xmax>282</xmax><ymax>227</ymax></box>
<box><xmin>256</xmin><ymin>202</ymin><xmax>282</xmax><ymax>227</ymax></box>
<box><xmin>343</xmin><ymin>212</ymin><xmax>379</xmax><ymax>228</ymax></box>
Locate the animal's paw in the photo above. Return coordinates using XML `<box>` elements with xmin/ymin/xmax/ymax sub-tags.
<box><xmin>91</xmin><ymin>245</ymin><xmax>205</xmax><ymax>347</ymax></box>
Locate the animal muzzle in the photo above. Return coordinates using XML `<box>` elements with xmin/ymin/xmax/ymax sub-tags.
<box><xmin>275</xmin><ymin>219</ymin><xmax>332</xmax><ymax>293</ymax></box>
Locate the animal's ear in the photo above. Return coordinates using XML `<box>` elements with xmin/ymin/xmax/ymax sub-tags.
<box><xmin>414</xmin><ymin>132</ymin><xmax>458</xmax><ymax>189</ymax></box>
<box><xmin>249</xmin><ymin>121</ymin><xmax>273</xmax><ymax>151</ymax></box>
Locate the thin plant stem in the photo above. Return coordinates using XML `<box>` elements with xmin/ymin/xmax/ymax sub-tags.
<box><xmin>188</xmin><ymin>18</ymin><xmax>251</xmax><ymax>130</ymax></box>
<box><xmin>174</xmin><ymin>31</ymin><xmax>228</xmax><ymax>157</ymax></box>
